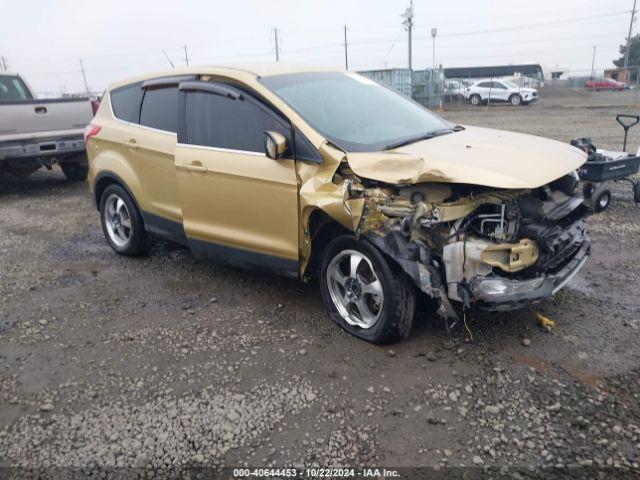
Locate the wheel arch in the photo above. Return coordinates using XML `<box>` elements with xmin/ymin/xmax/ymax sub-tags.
<box><xmin>509</xmin><ymin>92</ymin><xmax>523</xmax><ymax>103</ymax></box>
<box><xmin>91</xmin><ymin>150</ymin><xmax>146</xmax><ymax>213</ymax></box>
<box><xmin>93</xmin><ymin>171</ymin><xmax>145</xmax><ymax>224</ymax></box>
<box><xmin>302</xmin><ymin>209</ymin><xmax>351</xmax><ymax>279</ymax></box>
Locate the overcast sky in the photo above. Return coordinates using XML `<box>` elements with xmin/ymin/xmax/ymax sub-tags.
<box><xmin>1</xmin><ymin>0</ymin><xmax>635</xmax><ymax>95</ymax></box>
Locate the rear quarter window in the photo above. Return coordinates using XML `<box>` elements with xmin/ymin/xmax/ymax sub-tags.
<box><xmin>110</xmin><ymin>83</ymin><xmax>143</xmax><ymax>123</ymax></box>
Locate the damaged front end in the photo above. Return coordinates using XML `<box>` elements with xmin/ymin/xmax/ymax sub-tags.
<box><xmin>344</xmin><ymin>169</ymin><xmax>590</xmax><ymax>320</ymax></box>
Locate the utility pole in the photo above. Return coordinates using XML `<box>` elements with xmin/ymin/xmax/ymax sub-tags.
<box><xmin>402</xmin><ymin>1</ymin><xmax>414</xmax><ymax>71</ymax></box>
<box><xmin>79</xmin><ymin>58</ymin><xmax>89</xmax><ymax>95</ymax></box>
<box><xmin>343</xmin><ymin>25</ymin><xmax>349</xmax><ymax>70</ymax></box>
<box><xmin>184</xmin><ymin>45</ymin><xmax>189</xmax><ymax>66</ymax></box>
<box><xmin>590</xmin><ymin>46</ymin><xmax>597</xmax><ymax>80</ymax></box>
<box><xmin>431</xmin><ymin>28</ymin><xmax>438</xmax><ymax>71</ymax></box>
<box><xmin>624</xmin><ymin>0</ymin><xmax>638</xmax><ymax>69</ymax></box>
<box><xmin>0</xmin><ymin>56</ymin><xmax>7</xmax><ymax>71</ymax></box>
<box><xmin>273</xmin><ymin>28</ymin><xmax>280</xmax><ymax>62</ymax></box>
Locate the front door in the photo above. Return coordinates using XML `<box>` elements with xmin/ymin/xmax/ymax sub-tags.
<box><xmin>491</xmin><ymin>81</ymin><xmax>510</xmax><ymax>102</ymax></box>
<box><xmin>174</xmin><ymin>81</ymin><xmax>299</xmax><ymax>276</ymax></box>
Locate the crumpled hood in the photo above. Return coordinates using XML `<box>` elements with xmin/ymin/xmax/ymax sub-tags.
<box><xmin>345</xmin><ymin>126</ymin><xmax>586</xmax><ymax>189</ymax></box>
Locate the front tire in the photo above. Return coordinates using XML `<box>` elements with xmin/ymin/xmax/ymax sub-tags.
<box><xmin>509</xmin><ymin>94</ymin><xmax>523</xmax><ymax>106</ymax></box>
<box><xmin>319</xmin><ymin>236</ymin><xmax>415</xmax><ymax>344</ymax></box>
<box><xmin>99</xmin><ymin>184</ymin><xmax>152</xmax><ymax>256</ymax></box>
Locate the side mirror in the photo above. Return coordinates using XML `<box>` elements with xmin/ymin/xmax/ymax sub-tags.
<box><xmin>264</xmin><ymin>131</ymin><xmax>286</xmax><ymax>159</ymax></box>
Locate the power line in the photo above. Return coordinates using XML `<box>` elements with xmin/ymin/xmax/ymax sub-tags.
<box><xmin>382</xmin><ymin>30</ymin><xmax>403</xmax><ymax>67</ymax></box>
<box><xmin>12</xmin><ymin>7</ymin><xmax>631</xmax><ymax>85</ymax></box>
<box><xmin>439</xmin><ymin>11</ymin><xmax>630</xmax><ymax>38</ymax></box>
<box><xmin>437</xmin><ymin>43</ymin><xmax>620</xmax><ymax>64</ymax></box>
<box><xmin>344</xmin><ymin>13</ymin><xmax>628</xmax><ymax>50</ymax></box>
<box><xmin>8</xmin><ymin>6</ymin><xmax>630</xmax><ymax>72</ymax></box>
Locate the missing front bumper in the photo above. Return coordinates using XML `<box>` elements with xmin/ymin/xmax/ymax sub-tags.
<box><xmin>470</xmin><ymin>239</ymin><xmax>590</xmax><ymax>311</ymax></box>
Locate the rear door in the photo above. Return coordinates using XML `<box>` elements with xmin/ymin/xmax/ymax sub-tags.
<box><xmin>174</xmin><ymin>81</ymin><xmax>299</xmax><ymax>275</ymax></box>
<box><xmin>475</xmin><ymin>81</ymin><xmax>492</xmax><ymax>100</ymax></box>
<box><xmin>131</xmin><ymin>77</ymin><xmax>191</xmax><ymax>230</ymax></box>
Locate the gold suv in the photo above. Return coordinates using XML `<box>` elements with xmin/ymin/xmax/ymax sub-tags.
<box><xmin>86</xmin><ymin>65</ymin><xmax>590</xmax><ymax>344</ymax></box>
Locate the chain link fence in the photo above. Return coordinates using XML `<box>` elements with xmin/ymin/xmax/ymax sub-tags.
<box><xmin>358</xmin><ymin>68</ymin><xmax>445</xmax><ymax>109</ymax></box>
<box><xmin>360</xmin><ymin>65</ymin><xmax>640</xmax><ymax>111</ymax></box>
<box><xmin>443</xmin><ymin>66</ymin><xmax>640</xmax><ymax>109</ymax></box>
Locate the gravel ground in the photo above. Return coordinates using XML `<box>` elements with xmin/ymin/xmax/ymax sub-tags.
<box><xmin>1</xmin><ymin>94</ymin><xmax>640</xmax><ymax>477</ymax></box>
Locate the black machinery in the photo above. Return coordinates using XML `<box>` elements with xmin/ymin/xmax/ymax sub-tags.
<box><xmin>571</xmin><ymin>114</ymin><xmax>640</xmax><ymax>212</ymax></box>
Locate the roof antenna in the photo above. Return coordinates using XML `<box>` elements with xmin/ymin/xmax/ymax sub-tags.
<box><xmin>162</xmin><ymin>50</ymin><xmax>175</xmax><ymax>68</ymax></box>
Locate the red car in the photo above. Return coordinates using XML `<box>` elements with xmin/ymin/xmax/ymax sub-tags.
<box><xmin>584</xmin><ymin>78</ymin><xmax>626</xmax><ymax>91</ymax></box>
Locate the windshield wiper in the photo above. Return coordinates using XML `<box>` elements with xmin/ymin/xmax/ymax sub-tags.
<box><xmin>384</xmin><ymin>128</ymin><xmax>455</xmax><ymax>150</ymax></box>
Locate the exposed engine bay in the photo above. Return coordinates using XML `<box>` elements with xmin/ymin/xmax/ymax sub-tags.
<box><xmin>337</xmin><ymin>167</ymin><xmax>591</xmax><ymax>320</ymax></box>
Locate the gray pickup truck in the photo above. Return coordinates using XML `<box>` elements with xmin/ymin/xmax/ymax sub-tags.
<box><xmin>0</xmin><ymin>73</ymin><xmax>95</xmax><ymax>181</ymax></box>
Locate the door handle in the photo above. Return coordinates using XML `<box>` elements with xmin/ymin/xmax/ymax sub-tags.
<box><xmin>181</xmin><ymin>161</ymin><xmax>208</xmax><ymax>172</ymax></box>
<box><xmin>127</xmin><ymin>138</ymin><xmax>139</xmax><ymax>150</ymax></box>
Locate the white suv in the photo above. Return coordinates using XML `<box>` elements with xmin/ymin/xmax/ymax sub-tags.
<box><xmin>464</xmin><ymin>80</ymin><xmax>538</xmax><ymax>106</ymax></box>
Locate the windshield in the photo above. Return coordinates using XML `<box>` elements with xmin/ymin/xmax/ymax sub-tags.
<box><xmin>502</xmin><ymin>81</ymin><xmax>520</xmax><ymax>89</ymax></box>
<box><xmin>259</xmin><ymin>72</ymin><xmax>450</xmax><ymax>152</ymax></box>
<box><xmin>0</xmin><ymin>75</ymin><xmax>32</xmax><ymax>101</ymax></box>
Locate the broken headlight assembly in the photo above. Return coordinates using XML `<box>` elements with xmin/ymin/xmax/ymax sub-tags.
<box><xmin>470</xmin><ymin>275</ymin><xmax>545</xmax><ymax>299</ymax></box>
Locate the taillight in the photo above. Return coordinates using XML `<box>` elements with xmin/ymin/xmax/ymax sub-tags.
<box><xmin>84</xmin><ymin>124</ymin><xmax>101</xmax><ymax>143</ymax></box>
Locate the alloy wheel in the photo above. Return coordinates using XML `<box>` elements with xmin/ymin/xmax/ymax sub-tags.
<box><xmin>104</xmin><ymin>194</ymin><xmax>132</xmax><ymax>248</ymax></box>
<box><xmin>326</xmin><ymin>249</ymin><xmax>384</xmax><ymax>329</ymax></box>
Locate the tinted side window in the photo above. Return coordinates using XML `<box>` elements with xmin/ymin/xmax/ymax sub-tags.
<box><xmin>140</xmin><ymin>87</ymin><xmax>178</xmax><ymax>133</ymax></box>
<box><xmin>110</xmin><ymin>83</ymin><xmax>143</xmax><ymax>123</ymax></box>
<box><xmin>0</xmin><ymin>75</ymin><xmax>32</xmax><ymax>101</ymax></box>
<box><xmin>477</xmin><ymin>82</ymin><xmax>492</xmax><ymax>88</ymax></box>
<box><xmin>185</xmin><ymin>91</ymin><xmax>290</xmax><ymax>153</ymax></box>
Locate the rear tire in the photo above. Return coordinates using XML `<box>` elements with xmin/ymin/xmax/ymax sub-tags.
<box><xmin>319</xmin><ymin>235</ymin><xmax>415</xmax><ymax>344</ymax></box>
<box><xmin>99</xmin><ymin>184</ymin><xmax>152</xmax><ymax>256</ymax></box>
<box><xmin>60</xmin><ymin>162</ymin><xmax>88</xmax><ymax>181</ymax></box>
<box><xmin>469</xmin><ymin>94</ymin><xmax>482</xmax><ymax>106</ymax></box>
